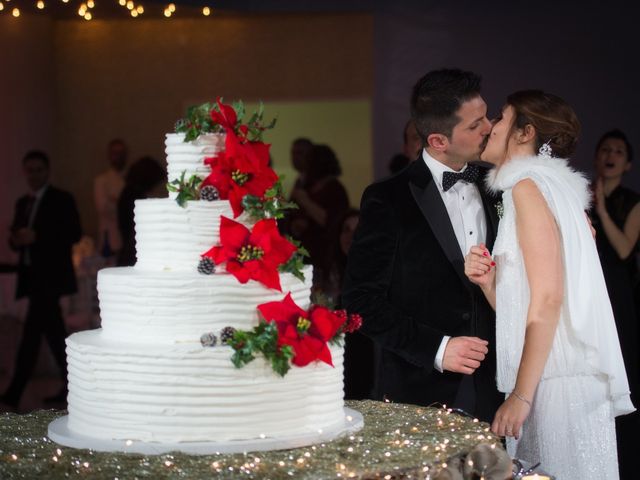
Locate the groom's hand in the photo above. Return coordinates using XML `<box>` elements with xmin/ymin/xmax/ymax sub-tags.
<box><xmin>442</xmin><ymin>336</ymin><xmax>488</xmax><ymax>375</ymax></box>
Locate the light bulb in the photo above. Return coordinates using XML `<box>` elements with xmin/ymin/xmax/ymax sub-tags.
<box><xmin>37</xmin><ymin>1</ymin><xmax>45</xmax><ymax>9</ymax></box>
<box><xmin>168</xmin><ymin>3</ymin><xmax>175</xmax><ymax>12</ymax></box>
<box><xmin>136</xmin><ymin>5</ymin><xmax>143</xmax><ymax>13</ymax></box>
<box><xmin>126</xmin><ymin>0</ymin><xmax>133</xmax><ymax>9</ymax></box>
<box><xmin>12</xmin><ymin>6</ymin><xmax>19</xmax><ymax>16</ymax></box>
<box><xmin>202</xmin><ymin>6</ymin><xmax>210</xmax><ymax>16</ymax></box>
<box><xmin>84</xmin><ymin>11</ymin><xmax>92</xmax><ymax>20</ymax></box>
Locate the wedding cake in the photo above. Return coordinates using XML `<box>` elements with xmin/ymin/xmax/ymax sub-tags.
<box><xmin>57</xmin><ymin>101</ymin><xmax>361</xmax><ymax>450</ymax></box>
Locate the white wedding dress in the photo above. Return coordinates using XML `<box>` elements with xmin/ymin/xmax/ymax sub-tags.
<box><xmin>487</xmin><ymin>154</ymin><xmax>635</xmax><ymax>479</ymax></box>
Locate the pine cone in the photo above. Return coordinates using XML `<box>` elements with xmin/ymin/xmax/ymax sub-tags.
<box><xmin>220</xmin><ymin>326</ymin><xmax>237</xmax><ymax>345</ymax></box>
<box><xmin>200</xmin><ymin>185</ymin><xmax>220</xmax><ymax>201</ymax></box>
<box><xmin>198</xmin><ymin>257</ymin><xmax>215</xmax><ymax>275</ymax></box>
<box><xmin>200</xmin><ymin>332</ymin><xmax>217</xmax><ymax>347</ymax></box>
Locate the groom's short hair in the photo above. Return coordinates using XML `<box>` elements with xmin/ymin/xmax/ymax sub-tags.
<box><xmin>410</xmin><ymin>68</ymin><xmax>482</xmax><ymax>141</ymax></box>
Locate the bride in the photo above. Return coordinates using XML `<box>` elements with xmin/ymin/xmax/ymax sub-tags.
<box><xmin>464</xmin><ymin>90</ymin><xmax>634</xmax><ymax>479</ymax></box>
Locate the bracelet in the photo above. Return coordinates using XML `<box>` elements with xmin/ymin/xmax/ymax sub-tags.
<box><xmin>512</xmin><ymin>391</ymin><xmax>532</xmax><ymax>407</ymax></box>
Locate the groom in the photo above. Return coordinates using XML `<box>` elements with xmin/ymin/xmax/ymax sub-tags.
<box><xmin>342</xmin><ymin>69</ymin><xmax>502</xmax><ymax>422</ymax></box>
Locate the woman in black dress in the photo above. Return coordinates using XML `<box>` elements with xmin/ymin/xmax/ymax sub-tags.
<box><xmin>591</xmin><ymin>129</ymin><xmax>640</xmax><ymax>480</ymax></box>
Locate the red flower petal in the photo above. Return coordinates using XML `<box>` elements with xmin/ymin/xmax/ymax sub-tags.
<box><xmin>202</xmin><ymin>245</ymin><xmax>229</xmax><ymax>265</ymax></box>
<box><xmin>309</xmin><ymin>307</ymin><xmax>344</xmax><ymax>341</ymax></box>
<box><xmin>228</xmin><ymin>187</ymin><xmax>247</xmax><ymax>218</ymax></box>
<box><xmin>315</xmin><ymin>343</ymin><xmax>334</xmax><ymax>367</ymax></box>
<box><xmin>258</xmin><ymin>293</ymin><xmax>305</xmax><ymax>325</ymax></box>
<box><xmin>254</xmin><ymin>262</ymin><xmax>282</xmax><ymax>291</ymax></box>
<box><xmin>292</xmin><ymin>336</ymin><xmax>329</xmax><ymax>367</ymax></box>
<box><xmin>226</xmin><ymin>260</ymin><xmax>252</xmax><ymax>284</ymax></box>
<box><xmin>210</xmin><ymin>98</ymin><xmax>237</xmax><ymax>130</ymax></box>
<box><xmin>219</xmin><ymin>217</ymin><xmax>249</xmax><ymax>251</ymax></box>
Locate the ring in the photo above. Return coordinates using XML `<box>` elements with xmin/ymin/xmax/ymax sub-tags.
<box><xmin>505</xmin><ymin>428</ymin><xmax>513</xmax><ymax>436</ymax></box>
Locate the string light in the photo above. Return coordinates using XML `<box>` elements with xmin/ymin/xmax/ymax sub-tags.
<box><xmin>0</xmin><ymin>0</ymin><xmax>216</xmax><ymax>19</ymax></box>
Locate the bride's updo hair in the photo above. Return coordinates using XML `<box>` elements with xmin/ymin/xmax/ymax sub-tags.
<box><xmin>507</xmin><ymin>90</ymin><xmax>581</xmax><ymax>158</ymax></box>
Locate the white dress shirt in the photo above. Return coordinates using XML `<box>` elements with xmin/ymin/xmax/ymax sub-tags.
<box><xmin>422</xmin><ymin>150</ymin><xmax>487</xmax><ymax>372</ymax></box>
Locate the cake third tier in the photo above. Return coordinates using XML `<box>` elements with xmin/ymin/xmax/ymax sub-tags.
<box><xmin>98</xmin><ymin>265</ymin><xmax>313</xmax><ymax>344</ymax></box>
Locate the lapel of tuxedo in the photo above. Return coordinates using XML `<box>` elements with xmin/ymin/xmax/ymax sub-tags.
<box><xmin>408</xmin><ymin>160</ymin><xmax>473</xmax><ymax>292</ymax></box>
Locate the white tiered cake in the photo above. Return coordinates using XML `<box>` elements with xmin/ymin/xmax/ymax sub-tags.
<box><xmin>50</xmin><ymin>128</ymin><xmax>358</xmax><ymax>453</ymax></box>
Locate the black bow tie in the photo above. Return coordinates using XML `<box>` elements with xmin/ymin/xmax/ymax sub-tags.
<box><xmin>442</xmin><ymin>164</ymin><xmax>480</xmax><ymax>192</ymax></box>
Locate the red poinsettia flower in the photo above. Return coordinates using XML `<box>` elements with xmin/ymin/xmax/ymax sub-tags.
<box><xmin>201</xmin><ymin>129</ymin><xmax>277</xmax><ymax>217</ymax></box>
<box><xmin>202</xmin><ymin>217</ymin><xmax>296</xmax><ymax>291</ymax></box>
<box><xmin>257</xmin><ymin>293</ymin><xmax>346</xmax><ymax>367</ymax></box>
<box><xmin>210</xmin><ymin>97</ymin><xmax>238</xmax><ymax>131</ymax></box>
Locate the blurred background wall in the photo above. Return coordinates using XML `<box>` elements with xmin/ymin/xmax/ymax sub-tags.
<box><xmin>1</xmin><ymin>0</ymin><xmax>638</xmax><ymax>261</ymax></box>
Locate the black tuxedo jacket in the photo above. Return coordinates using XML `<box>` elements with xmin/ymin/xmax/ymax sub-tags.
<box><xmin>10</xmin><ymin>186</ymin><xmax>82</xmax><ymax>299</ymax></box>
<box><xmin>342</xmin><ymin>158</ymin><xmax>502</xmax><ymax>421</ymax></box>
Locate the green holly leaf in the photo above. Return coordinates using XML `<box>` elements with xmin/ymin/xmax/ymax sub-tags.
<box><xmin>227</xmin><ymin>320</ymin><xmax>295</xmax><ymax>377</ymax></box>
<box><xmin>167</xmin><ymin>171</ymin><xmax>203</xmax><ymax>207</ymax></box>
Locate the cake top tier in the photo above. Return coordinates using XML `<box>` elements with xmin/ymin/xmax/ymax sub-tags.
<box><xmin>165</xmin><ymin>133</ymin><xmax>225</xmax><ymax>199</ymax></box>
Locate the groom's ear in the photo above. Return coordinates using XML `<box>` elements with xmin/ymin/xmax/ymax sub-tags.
<box><xmin>427</xmin><ymin>133</ymin><xmax>449</xmax><ymax>152</ymax></box>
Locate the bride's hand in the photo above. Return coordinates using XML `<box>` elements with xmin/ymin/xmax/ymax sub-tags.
<box><xmin>464</xmin><ymin>243</ymin><xmax>495</xmax><ymax>289</ymax></box>
<box><xmin>491</xmin><ymin>393</ymin><xmax>532</xmax><ymax>440</ymax></box>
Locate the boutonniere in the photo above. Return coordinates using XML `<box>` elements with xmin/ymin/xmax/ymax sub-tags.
<box><xmin>495</xmin><ymin>200</ymin><xmax>504</xmax><ymax>219</ymax></box>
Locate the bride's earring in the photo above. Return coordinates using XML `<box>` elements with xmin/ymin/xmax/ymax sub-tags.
<box><xmin>538</xmin><ymin>140</ymin><xmax>553</xmax><ymax>157</ymax></box>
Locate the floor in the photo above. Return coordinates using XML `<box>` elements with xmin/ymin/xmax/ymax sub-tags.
<box><xmin>0</xmin><ymin>305</ymin><xmax>94</xmax><ymax>414</ymax></box>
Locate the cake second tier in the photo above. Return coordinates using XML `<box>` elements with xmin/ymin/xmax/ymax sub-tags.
<box><xmin>134</xmin><ymin>198</ymin><xmax>253</xmax><ymax>272</ymax></box>
<box><xmin>98</xmin><ymin>266</ymin><xmax>313</xmax><ymax>344</ymax></box>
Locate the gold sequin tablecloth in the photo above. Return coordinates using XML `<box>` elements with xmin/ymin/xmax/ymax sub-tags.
<box><xmin>0</xmin><ymin>400</ymin><xmax>506</xmax><ymax>479</ymax></box>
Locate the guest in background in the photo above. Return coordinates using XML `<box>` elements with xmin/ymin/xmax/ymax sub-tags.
<box><xmin>290</xmin><ymin>137</ymin><xmax>313</xmax><ymax>191</ymax></box>
<box><xmin>94</xmin><ymin>139</ymin><xmax>128</xmax><ymax>257</ymax></box>
<box><xmin>315</xmin><ymin>208</ymin><xmax>376</xmax><ymax>400</ymax></box>
<box><xmin>289</xmin><ymin>144</ymin><xmax>349</xmax><ymax>267</ymax></box>
<box><xmin>387</xmin><ymin>121</ymin><xmax>423</xmax><ymax>175</ymax></box>
<box><xmin>0</xmin><ymin>151</ymin><xmax>82</xmax><ymax>410</ymax></box>
<box><xmin>403</xmin><ymin>119</ymin><xmax>423</xmax><ymax>160</ymax></box>
<box><xmin>279</xmin><ymin>138</ymin><xmax>313</xmax><ymax>237</ymax></box>
<box><xmin>388</xmin><ymin>153</ymin><xmax>411</xmax><ymax>175</ymax></box>
<box><xmin>316</xmin><ymin>208</ymin><xmax>360</xmax><ymax>306</ymax></box>
<box><xmin>117</xmin><ymin>156</ymin><xmax>166</xmax><ymax>267</ymax></box>
<box><xmin>590</xmin><ymin>129</ymin><xmax>640</xmax><ymax>479</ymax></box>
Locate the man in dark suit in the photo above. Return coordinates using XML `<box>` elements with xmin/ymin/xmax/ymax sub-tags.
<box><xmin>0</xmin><ymin>150</ymin><xmax>82</xmax><ymax>410</ymax></box>
<box><xmin>342</xmin><ymin>69</ymin><xmax>502</xmax><ymax>422</ymax></box>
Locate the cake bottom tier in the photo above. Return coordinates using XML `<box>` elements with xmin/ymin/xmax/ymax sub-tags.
<box><xmin>66</xmin><ymin>330</ymin><xmax>345</xmax><ymax>443</ymax></box>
